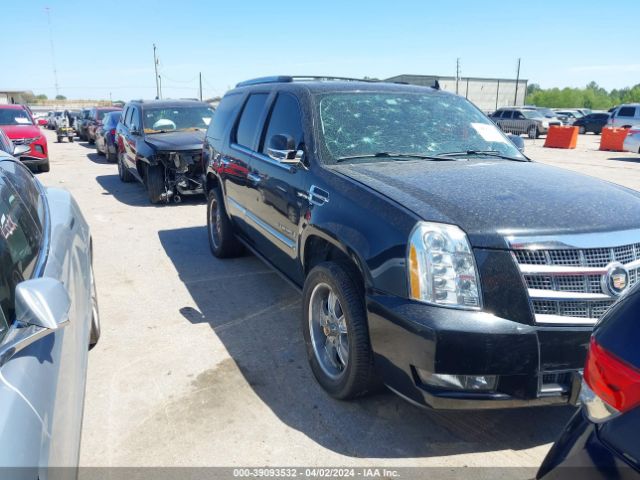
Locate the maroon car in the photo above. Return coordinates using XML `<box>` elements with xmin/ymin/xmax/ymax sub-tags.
<box><xmin>86</xmin><ymin>107</ymin><xmax>122</xmax><ymax>144</ymax></box>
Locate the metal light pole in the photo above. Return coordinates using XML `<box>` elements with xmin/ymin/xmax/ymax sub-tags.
<box><xmin>456</xmin><ymin>58</ymin><xmax>460</xmax><ymax>95</ymax></box>
<box><xmin>158</xmin><ymin>75</ymin><xmax>163</xmax><ymax>100</ymax></box>
<box><xmin>199</xmin><ymin>72</ymin><xmax>203</xmax><ymax>101</ymax></box>
<box><xmin>153</xmin><ymin>44</ymin><xmax>160</xmax><ymax>99</ymax></box>
<box><xmin>45</xmin><ymin>7</ymin><xmax>60</xmax><ymax>98</ymax></box>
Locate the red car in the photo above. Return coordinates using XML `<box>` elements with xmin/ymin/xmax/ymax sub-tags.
<box><xmin>0</xmin><ymin>104</ymin><xmax>49</xmax><ymax>172</ymax></box>
<box><xmin>86</xmin><ymin>107</ymin><xmax>122</xmax><ymax>144</ymax></box>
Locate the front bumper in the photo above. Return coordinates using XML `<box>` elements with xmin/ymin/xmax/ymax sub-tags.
<box><xmin>367</xmin><ymin>294</ymin><xmax>589</xmax><ymax>410</ymax></box>
<box><xmin>19</xmin><ymin>156</ymin><xmax>49</xmax><ymax>168</ymax></box>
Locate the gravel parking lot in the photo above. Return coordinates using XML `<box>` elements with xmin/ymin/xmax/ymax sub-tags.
<box><xmin>36</xmin><ymin>129</ymin><xmax>639</xmax><ymax>471</ymax></box>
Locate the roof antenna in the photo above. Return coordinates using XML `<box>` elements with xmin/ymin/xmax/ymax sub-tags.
<box><xmin>433</xmin><ymin>80</ymin><xmax>441</xmax><ymax>90</ymax></box>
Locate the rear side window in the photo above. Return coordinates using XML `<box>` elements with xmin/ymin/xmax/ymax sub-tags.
<box><xmin>0</xmin><ymin>175</ymin><xmax>42</xmax><ymax>321</ymax></box>
<box><xmin>618</xmin><ymin>107</ymin><xmax>637</xmax><ymax>117</ymax></box>
<box><xmin>502</xmin><ymin>111</ymin><xmax>513</xmax><ymax>119</ymax></box>
<box><xmin>235</xmin><ymin>93</ymin><xmax>269</xmax><ymax>149</ymax></box>
<box><xmin>207</xmin><ymin>94</ymin><xmax>242</xmax><ymax>142</ymax></box>
<box><xmin>261</xmin><ymin>93</ymin><xmax>304</xmax><ymax>153</ymax></box>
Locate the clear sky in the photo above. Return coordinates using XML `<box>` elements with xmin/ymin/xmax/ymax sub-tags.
<box><xmin>2</xmin><ymin>0</ymin><xmax>639</xmax><ymax>101</ymax></box>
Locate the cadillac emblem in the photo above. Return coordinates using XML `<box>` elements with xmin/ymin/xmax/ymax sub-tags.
<box><xmin>602</xmin><ymin>262</ymin><xmax>629</xmax><ymax>297</ymax></box>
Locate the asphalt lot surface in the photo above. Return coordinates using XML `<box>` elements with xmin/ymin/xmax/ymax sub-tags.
<box><xmin>36</xmin><ymin>129</ymin><xmax>640</xmax><ymax>470</ymax></box>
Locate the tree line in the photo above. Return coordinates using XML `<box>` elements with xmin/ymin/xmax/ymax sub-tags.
<box><xmin>525</xmin><ymin>81</ymin><xmax>640</xmax><ymax>110</ymax></box>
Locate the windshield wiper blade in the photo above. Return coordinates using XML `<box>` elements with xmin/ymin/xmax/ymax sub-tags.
<box><xmin>335</xmin><ymin>152</ymin><xmax>457</xmax><ymax>163</ymax></box>
<box><xmin>436</xmin><ymin>150</ymin><xmax>528</xmax><ymax>162</ymax></box>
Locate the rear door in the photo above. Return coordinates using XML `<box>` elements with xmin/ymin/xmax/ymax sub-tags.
<box><xmin>249</xmin><ymin>92</ymin><xmax>308</xmax><ymax>283</ymax></box>
<box><xmin>224</xmin><ymin>92</ymin><xmax>270</xmax><ymax>238</ymax></box>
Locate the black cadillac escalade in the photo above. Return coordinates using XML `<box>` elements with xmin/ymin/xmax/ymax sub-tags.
<box><xmin>201</xmin><ymin>76</ymin><xmax>640</xmax><ymax>409</ymax></box>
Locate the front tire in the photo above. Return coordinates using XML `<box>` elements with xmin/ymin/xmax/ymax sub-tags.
<box><xmin>207</xmin><ymin>187</ymin><xmax>244</xmax><ymax>258</ymax></box>
<box><xmin>528</xmin><ymin>125</ymin><xmax>539</xmax><ymax>139</ymax></box>
<box><xmin>145</xmin><ymin>163</ymin><xmax>166</xmax><ymax>204</ymax></box>
<box><xmin>302</xmin><ymin>262</ymin><xmax>377</xmax><ymax>400</ymax></box>
<box><xmin>117</xmin><ymin>152</ymin><xmax>133</xmax><ymax>182</ymax></box>
<box><xmin>579</xmin><ymin>126</ymin><xmax>586</xmax><ymax>134</ymax></box>
<box><xmin>89</xmin><ymin>265</ymin><xmax>101</xmax><ymax>349</ymax></box>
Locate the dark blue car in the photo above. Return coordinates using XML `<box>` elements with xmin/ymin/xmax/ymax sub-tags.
<box><xmin>538</xmin><ymin>285</ymin><xmax>640</xmax><ymax>479</ymax></box>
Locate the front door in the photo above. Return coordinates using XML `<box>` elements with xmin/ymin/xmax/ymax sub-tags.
<box><xmin>249</xmin><ymin>92</ymin><xmax>308</xmax><ymax>284</ymax></box>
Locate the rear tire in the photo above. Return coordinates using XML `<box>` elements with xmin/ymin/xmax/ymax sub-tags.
<box><xmin>528</xmin><ymin>125</ymin><xmax>539</xmax><ymax>139</ymax></box>
<box><xmin>207</xmin><ymin>187</ymin><xmax>244</xmax><ymax>258</ymax></box>
<box><xmin>145</xmin><ymin>163</ymin><xmax>165</xmax><ymax>204</ymax></box>
<box><xmin>106</xmin><ymin>148</ymin><xmax>116</xmax><ymax>163</ymax></box>
<box><xmin>302</xmin><ymin>262</ymin><xmax>378</xmax><ymax>400</ymax></box>
<box><xmin>57</xmin><ymin>136</ymin><xmax>62</xmax><ymax>143</ymax></box>
<box><xmin>579</xmin><ymin>126</ymin><xmax>585</xmax><ymax>134</ymax></box>
<box><xmin>117</xmin><ymin>152</ymin><xmax>134</xmax><ymax>182</ymax></box>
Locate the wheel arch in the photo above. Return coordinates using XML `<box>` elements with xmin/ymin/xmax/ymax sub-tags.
<box><xmin>300</xmin><ymin>228</ymin><xmax>371</xmax><ymax>291</ymax></box>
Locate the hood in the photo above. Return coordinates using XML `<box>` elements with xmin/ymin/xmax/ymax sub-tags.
<box><xmin>144</xmin><ymin>130</ymin><xmax>205</xmax><ymax>151</ymax></box>
<box><xmin>1</xmin><ymin>124</ymin><xmax>41</xmax><ymax>139</ymax></box>
<box><xmin>331</xmin><ymin>159</ymin><xmax>640</xmax><ymax>249</ymax></box>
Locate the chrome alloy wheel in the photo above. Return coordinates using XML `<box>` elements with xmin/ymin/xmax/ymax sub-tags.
<box><xmin>308</xmin><ymin>282</ymin><xmax>349</xmax><ymax>379</ymax></box>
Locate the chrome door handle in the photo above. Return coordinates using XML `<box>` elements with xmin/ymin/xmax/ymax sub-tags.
<box><xmin>247</xmin><ymin>172</ymin><xmax>261</xmax><ymax>183</ymax></box>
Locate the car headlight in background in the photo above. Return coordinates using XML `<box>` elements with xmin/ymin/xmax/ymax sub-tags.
<box><xmin>542</xmin><ymin>121</ymin><xmax>549</xmax><ymax>128</ymax></box>
<box><xmin>408</xmin><ymin>221</ymin><xmax>482</xmax><ymax>309</ymax></box>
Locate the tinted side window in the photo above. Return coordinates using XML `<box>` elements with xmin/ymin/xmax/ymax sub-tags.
<box><xmin>502</xmin><ymin>111</ymin><xmax>513</xmax><ymax>119</ymax></box>
<box><xmin>130</xmin><ymin>107</ymin><xmax>141</xmax><ymax>130</ymax></box>
<box><xmin>0</xmin><ymin>161</ymin><xmax>43</xmax><ymax>230</ymax></box>
<box><xmin>261</xmin><ymin>93</ymin><xmax>304</xmax><ymax>153</ymax></box>
<box><xmin>491</xmin><ymin>111</ymin><xmax>502</xmax><ymax>118</ymax></box>
<box><xmin>121</xmin><ymin>107</ymin><xmax>130</xmax><ymax>126</ymax></box>
<box><xmin>208</xmin><ymin>94</ymin><xmax>242</xmax><ymax>142</ymax></box>
<box><xmin>0</xmin><ymin>176</ymin><xmax>42</xmax><ymax>320</ymax></box>
<box><xmin>235</xmin><ymin>93</ymin><xmax>269</xmax><ymax>149</ymax></box>
<box><xmin>513</xmin><ymin>111</ymin><xmax>525</xmax><ymax>119</ymax></box>
<box><xmin>618</xmin><ymin>107</ymin><xmax>637</xmax><ymax>117</ymax></box>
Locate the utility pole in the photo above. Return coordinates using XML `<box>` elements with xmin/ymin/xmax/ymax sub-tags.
<box><xmin>109</xmin><ymin>92</ymin><xmax>112</xmax><ymax>106</ymax></box>
<box><xmin>158</xmin><ymin>75</ymin><xmax>163</xmax><ymax>99</ymax></box>
<box><xmin>45</xmin><ymin>7</ymin><xmax>60</xmax><ymax>98</ymax></box>
<box><xmin>199</xmin><ymin>72</ymin><xmax>203</xmax><ymax>101</ymax></box>
<box><xmin>456</xmin><ymin>58</ymin><xmax>461</xmax><ymax>95</ymax></box>
<box><xmin>153</xmin><ymin>44</ymin><xmax>160</xmax><ymax>99</ymax></box>
<box><xmin>514</xmin><ymin>58</ymin><xmax>521</xmax><ymax>106</ymax></box>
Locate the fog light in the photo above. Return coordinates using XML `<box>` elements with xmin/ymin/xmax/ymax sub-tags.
<box><xmin>417</xmin><ymin>369</ymin><xmax>497</xmax><ymax>391</ymax></box>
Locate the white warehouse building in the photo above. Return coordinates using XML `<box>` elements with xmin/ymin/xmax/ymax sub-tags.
<box><xmin>385</xmin><ymin>74</ymin><xmax>528</xmax><ymax>113</ymax></box>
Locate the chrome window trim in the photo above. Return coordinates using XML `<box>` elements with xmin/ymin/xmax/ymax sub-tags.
<box><xmin>504</xmin><ymin>228</ymin><xmax>640</xmax><ymax>250</ymax></box>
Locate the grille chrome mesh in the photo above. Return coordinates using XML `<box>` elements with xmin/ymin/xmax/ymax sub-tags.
<box><xmin>514</xmin><ymin>240</ymin><xmax>640</xmax><ymax>324</ymax></box>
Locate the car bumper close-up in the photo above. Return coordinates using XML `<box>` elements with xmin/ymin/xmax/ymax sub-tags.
<box><xmin>537</xmin><ymin>409</ymin><xmax>639</xmax><ymax>479</ymax></box>
<box><xmin>367</xmin><ymin>294</ymin><xmax>588</xmax><ymax>410</ymax></box>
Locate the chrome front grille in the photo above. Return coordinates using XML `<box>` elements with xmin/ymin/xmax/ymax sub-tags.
<box><xmin>11</xmin><ymin>137</ymin><xmax>38</xmax><ymax>146</ymax></box>
<box><xmin>509</xmin><ymin>232</ymin><xmax>640</xmax><ymax>325</ymax></box>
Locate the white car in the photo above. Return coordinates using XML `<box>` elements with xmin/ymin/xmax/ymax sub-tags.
<box><xmin>608</xmin><ymin>104</ymin><xmax>640</xmax><ymax>128</ymax></box>
<box><xmin>623</xmin><ymin>126</ymin><xmax>640</xmax><ymax>153</ymax></box>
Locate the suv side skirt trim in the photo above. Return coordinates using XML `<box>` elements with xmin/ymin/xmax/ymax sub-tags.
<box><xmin>227</xmin><ymin>196</ymin><xmax>297</xmax><ymax>252</ymax></box>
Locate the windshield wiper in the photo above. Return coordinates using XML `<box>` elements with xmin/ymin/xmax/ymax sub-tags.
<box><xmin>435</xmin><ymin>150</ymin><xmax>528</xmax><ymax>162</ymax></box>
<box><xmin>335</xmin><ymin>152</ymin><xmax>458</xmax><ymax>163</ymax></box>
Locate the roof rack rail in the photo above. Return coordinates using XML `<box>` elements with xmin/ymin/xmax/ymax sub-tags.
<box><xmin>235</xmin><ymin>75</ymin><xmax>383</xmax><ymax>88</ymax></box>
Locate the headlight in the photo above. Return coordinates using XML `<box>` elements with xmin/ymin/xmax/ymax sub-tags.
<box><xmin>542</xmin><ymin>121</ymin><xmax>549</xmax><ymax>128</ymax></box>
<box><xmin>407</xmin><ymin>222</ymin><xmax>482</xmax><ymax>309</ymax></box>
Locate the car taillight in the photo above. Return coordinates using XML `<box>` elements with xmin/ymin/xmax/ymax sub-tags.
<box><xmin>110</xmin><ymin>129</ymin><xmax>116</xmax><ymax>136</ymax></box>
<box><xmin>581</xmin><ymin>337</ymin><xmax>640</xmax><ymax>423</ymax></box>
<box><xmin>629</xmin><ymin>129</ymin><xmax>640</xmax><ymax>136</ymax></box>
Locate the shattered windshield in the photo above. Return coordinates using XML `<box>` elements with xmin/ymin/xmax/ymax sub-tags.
<box><xmin>143</xmin><ymin>106</ymin><xmax>214</xmax><ymax>133</ymax></box>
<box><xmin>317</xmin><ymin>92</ymin><xmax>523</xmax><ymax>164</ymax></box>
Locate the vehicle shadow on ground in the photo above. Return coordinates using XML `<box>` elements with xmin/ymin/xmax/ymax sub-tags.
<box><xmin>158</xmin><ymin>225</ymin><xmax>576</xmax><ymax>459</ymax></box>
<box><xmin>95</xmin><ymin>174</ymin><xmax>206</xmax><ymax>208</ymax></box>
<box><xmin>75</xmin><ymin>141</ymin><xmax>96</xmax><ymax>150</ymax></box>
<box><xmin>86</xmin><ymin>152</ymin><xmax>112</xmax><ymax>165</ymax></box>
<box><xmin>608</xmin><ymin>156</ymin><xmax>640</xmax><ymax>163</ymax></box>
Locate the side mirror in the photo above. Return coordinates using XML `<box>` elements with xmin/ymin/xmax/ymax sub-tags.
<box><xmin>130</xmin><ymin>126</ymin><xmax>139</xmax><ymax>135</ymax></box>
<box><xmin>13</xmin><ymin>144</ymin><xmax>30</xmax><ymax>157</ymax></box>
<box><xmin>15</xmin><ymin>278</ymin><xmax>71</xmax><ymax>330</ymax></box>
<box><xmin>267</xmin><ymin>134</ymin><xmax>304</xmax><ymax>164</ymax></box>
<box><xmin>508</xmin><ymin>134</ymin><xmax>525</xmax><ymax>153</ymax></box>
<box><xmin>0</xmin><ymin>278</ymin><xmax>70</xmax><ymax>366</ymax></box>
